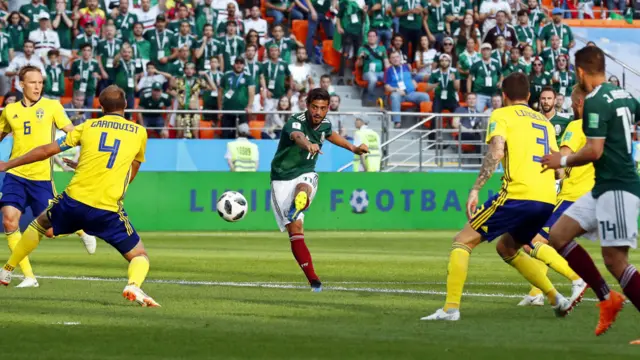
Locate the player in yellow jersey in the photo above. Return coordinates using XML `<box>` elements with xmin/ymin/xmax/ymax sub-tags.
<box><xmin>0</xmin><ymin>66</ymin><xmax>96</xmax><ymax>289</ymax></box>
<box><xmin>518</xmin><ymin>86</ymin><xmax>593</xmax><ymax>306</ymax></box>
<box><xmin>0</xmin><ymin>86</ymin><xmax>159</xmax><ymax>307</ymax></box>
<box><xmin>422</xmin><ymin>73</ymin><xmax>574</xmax><ymax>321</ymax></box>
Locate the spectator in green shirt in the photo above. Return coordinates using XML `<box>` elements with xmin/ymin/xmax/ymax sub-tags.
<box><xmin>6</xmin><ymin>13</ymin><xmax>25</xmax><ymax>55</ymax></box>
<box><xmin>357</xmin><ymin>30</ymin><xmax>389</xmax><ymax>104</ymax></box>
<box><xmin>96</xmin><ymin>24</ymin><xmax>123</xmax><ymax>90</ymax></box>
<box><xmin>44</xmin><ymin>49</ymin><xmax>64</xmax><ymax>100</ymax></box>
<box><xmin>540</xmin><ymin>34</ymin><xmax>568</xmax><ymax>73</ymax></box>
<box><xmin>266</xmin><ymin>0</ymin><xmax>303</xmax><ymax>26</ymax></box>
<box><xmin>146</xmin><ymin>14</ymin><xmax>175</xmax><ymax>73</ymax></box>
<box><xmin>514</xmin><ymin>9</ymin><xmax>536</xmax><ymax>53</ymax></box>
<box><xmin>113</xmin><ymin>43</ymin><xmax>143</xmax><ymax>115</ymax></box>
<box><xmin>519</xmin><ymin>44</ymin><xmax>534</xmax><ymax>75</ymax></box>
<box><xmin>396</xmin><ymin>0</ymin><xmax>427</xmax><ymax>58</ymax></box>
<box><xmin>201</xmin><ymin>56</ymin><xmax>223</xmax><ymax>121</ymax></box>
<box><xmin>111</xmin><ymin>0</ymin><xmax>138</xmax><ymax>43</ymax></box>
<box><xmin>263</xmin><ymin>24</ymin><xmax>303</xmax><ymax>64</ymax></box>
<box><xmin>261</xmin><ymin>44</ymin><xmax>293</xmax><ymax>112</ymax></box>
<box><xmin>168</xmin><ymin>3</ymin><xmax>196</xmax><ymax>34</ymax></box>
<box><xmin>139</xmin><ymin>82</ymin><xmax>172</xmax><ymax>138</ymax></box>
<box><xmin>131</xmin><ymin>22</ymin><xmax>151</xmax><ymax>70</ymax></box>
<box><xmin>537</xmin><ymin>8</ymin><xmax>575</xmax><ymax>52</ymax></box>
<box><xmin>51</xmin><ymin>0</ymin><xmax>73</xmax><ymax>51</ymax></box>
<box><xmin>453</xmin><ymin>13</ymin><xmax>481</xmax><ymax>56</ymax></box>
<box><xmin>218</xmin><ymin>57</ymin><xmax>256</xmax><ymax>139</ymax></box>
<box><xmin>368</xmin><ymin>0</ymin><xmax>394</xmax><ymax>49</ymax></box>
<box><xmin>551</xmin><ymin>54</ymin><xmax>575</xmax><ymax>98</ymax></box>
<box><xmin>194</xmin><ymin>24</ymin><xmax>222</xmax><ymax>72</ymax></box>
<box><xmin>425</xmin><ymin>0</ymin><xmax>450</xmax><ymax>49</ymax></box>
<box><xmin>0</xmin><ymin>21</ymin><xmax>14</xmax><ymax>96</ymax></box>
<box><xmin>528</xmin><ymin>57</ymin><xmax>552</xmax><ymax>110</ymax></box>
<box><xmin>19</xmin><ymin>0</ymin><xmax>49</xmax><ymax>33</ymax></box>
<box><xmin>502</xmin><ymin>46</ymin><xmax>526</xmax><ymax>78</ymax></box>
<box><xmin>426</xmin><ymin>53</ymin><xmax>460</xmax><ymax>114</ymax></box>
<box><xmin>467</xmin><ymin>43</ymin><xmax>502</xmax><ymax>112</ymax></box>
<box><xmin>218</xmin><ymin>21</ymin><xmax>245</xmax><ymax>72</ymax></box>
<box><xmin>337</xmin><ymin>0</ymin><xmax>367</xmax><ymax>80</ymax></box>
<box><xmin>305</xmin><ymin>0</ymin><xmax>332</xmax><ymax>64</ymax></box>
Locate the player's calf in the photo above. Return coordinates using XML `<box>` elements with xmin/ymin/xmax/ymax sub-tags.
<box><xmin>286</xmin><ymin>222</ymin><xmax>321</xmax><ymax>290</ymax></box>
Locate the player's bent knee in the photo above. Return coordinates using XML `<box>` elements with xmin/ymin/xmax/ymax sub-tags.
<box><xmin>286</xmin><ymin>220</ymin><xmax>304</xmax><ymax>235</ymax></box>
<box><xmin>495</xmin><ymin>237</ymin><xmax>519</xmax><ymax>258</ymax></box>
<box><xmin>295</xmin><ymin>183</ymin><xmax>312</xmax><ymax>196</ymax></box>
<box><xmin>453</xmin><ymin>223</ymin><xmax>482</xmax><ymax>250</ymax></box>
<box><xmin>548</xmin><ymin>216</ymin><xmax>580</xmax><ymax>250</ymax></box>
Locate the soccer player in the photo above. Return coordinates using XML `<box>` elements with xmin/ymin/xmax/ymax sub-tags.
<box><xmin>518</xmin><ymin>86</ymin><xmax>590</xmax><ymax>307</ymax></box>
<box><xmin>270</xmin><ymin>88</ymin><xmax>369</xmax><ymax>292</ymax></box>
<box><xmin>0</xmin><ymin>66</ymin><xmax>97</xmax><ymax>289</ymax></box>
<box><xmin>539</xmin><ymin>86</ymin><xmax>573</xmax><ymax>145</ymax></box>
<box><xmin>0</xmin><ymin>85</ymin><xmax>159</xmax><ymax>307</ymax></box>
<box><xmin>542</xmin><ymin>46</ymin><xmax>640</xmax><ymax>341</ymax></box>
<box><xmin>422</xmin><ymin>72</ymin><xmax>573</xmax><ymax>321</ymax></box>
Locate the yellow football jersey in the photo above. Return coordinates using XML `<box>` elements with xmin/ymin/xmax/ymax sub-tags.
<box><xmin>0</xmin><ymin>98</ymin><xmax>71</xmax><ymax>181</ymax></box>
<box><xmin>58</xmin><ymin>114</ymin><xmax>147</xmax><ymax>212</ymax></box>
<box><xmin>486</xmin><ymin>104</ymin><xmax>558</xmax><ymax>204</ymax></box>
<box><xmin>557</xmin><ymin>119</ymin><xmax>595</xmax><ymax>202</ymax></box>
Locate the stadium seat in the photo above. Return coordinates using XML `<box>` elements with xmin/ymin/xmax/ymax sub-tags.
<box><xmin>416</xmin><ymin>82</ymin><xmax>428</xmax><ymax>93</ymax></box>
<box><xmin>199</xmin><ymin>120</ymin><xmax>215</xmax><ymax>139</ymax></box>
<box><xmin>92</xmin><ymin>97</ymin><xmax>101</xmax><ymax>118</ymax></box>
<box><xmin>420</xmin><ymin>101</ymin><xmax>433</xmax><ymax>127</ymax></box>
<box><xmin>291</xmin><ymin>20</ymin><xmax>308</xmax><ymax>45</ymax></box>
<box><xmin>248</xmin><ymin>120</ymin><xmax>264</xmax><ymax>139</ymax></box>
<box><xmin>60</xmin><ymin>96</ymin><xmax>72</xmax><ymax>105</ymax></box>
<box><xmin>261</xmin><ymin>0</ymin><xmax>275</xmax><ymax>23</ymax></box>
<box><xmin>354</xmin><ymin>66</ymin><xmax>383</xmax><ymax>89</ymax></box>
<box><xmin>322</xmin><ymin>40</ymin><xmax>341</xmax><ymax>72</ymax></box>
<box><xmin>64</xmin><ymin>78</ymin><xmax>74</xmax><ymax>97</ymax></box>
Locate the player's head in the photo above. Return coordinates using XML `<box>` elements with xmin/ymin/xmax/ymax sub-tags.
<box><xmin>575</xmin><ymin>45</ymin><xmax>606</xmax><ymax>93</ymax></box>
<box><xmin>99</xmin><ymin>85</ymin><xmax>127</xmax><ymax>115</ymax></box>
<box><xmin>501</xmin><ymin>72</ymin><xmax>530</xmax><ymax>105</ymax></box>
<box><xmin>539</xmin><ymin>86</ymin><xmax>556</xmax><ymax>114</ymax></box>
<box><xmin>306</xmin><ymin>88</ymin><xmax>330</xmax><ymax>126</ymax></box>
<box><xmin>19</xmin><ymin>65</ymin><xmax>44</xmax><ymax>102</ymax></box>
<box><xmin>571</xmin><ymin>85</ymin><xmax>587</xmax><ymax>119</ymax></box>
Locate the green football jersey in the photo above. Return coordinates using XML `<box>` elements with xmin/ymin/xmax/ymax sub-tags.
<box><xmin>457</xmin><ymin>50</ymin><xmax>480</xmax><ymax>80</ymax></box>
<box><xmin>548</xmin><ymin>111</ymin><xmax>573</xmax><ymax>144</ymax></box>
<box><xmin>583</xmin><ymin>83</ymin><xmax>640</xmax><ymax>198</ymax></box>
<box><xmin>44</xmin><ymin>64</ymin><xmax>65</xmax><ymax>97</ymax></box>
<box><xmin>502</xmin><ymin>60</ymin><xmax>526</xmax><ymax>78</ymax></box>
<box><xmin>469</xmin><ymin>58</ymin><xmax>501</xmax><ymax>96</ymax></box>
<box><xmin>139</xmin><ymin>91</ymin><xmax>172</xmax><ymax>109</ymax></box>
<box><xmin>113</xmin><ymin>11</ymin><xmax>138</xmax><ymax>43</ymax></box>
<box><xmin>50</xmin><ymin>10</ymin><xmax>74</xmax><ymax>49</ymax></box>
<box><xmin>195</xmin><ymin>6</ymin><xmax>219</xmax><ymax>37</ymax></box>
<box><xmin>6</xmin><ymin>25</ymin><xmax>25</xmax><ymax>53</ymax></box>
<box><xmin>262</xmin><ymin>60</ymin><xmax>291</xmax><ymax>99</ymax></box>
<box><xmin>96</xmin><ymin>39</ymin><xmax>123</xmax><ymax>77</ymax></box>
<box><xmin>553</xmin><ymin>70</ymin><xmax>576</xmax><ymax>97</ymax></box>
<box><xmin>270</xmin><ymin>112</ymin><xmax>333</xmax><ymax>181</ymax></box>
<box><xmin>368</xmin><ymin>0</ymin><xmax>393</xmax><ymax>29</ymax></box>
<box><xmin>339</xmin><ymin>0</ymin><xmax>366</xmax><ymax>35</ymax></box>
<box><xmin>218</xmin><ymin>35</ymin><xmax>245</xmax><ymax>71</ymax></box>
<box><xmin>540</xmin><ymin>46</ymin><xmax>568</xmax><ymax>72</ymax></box>
<box><xmin>194</xmin><ymin>38</ymin><xmax>221</xmax><ymax>71</ymax></box>
<box><xmin>538</xmin><ymin>23</ymin><xmax>574</xmax><ymax>50</ymax></box>
<box><xmin>114</xmin><ymin>59</ymin><xmax>143</xmax><ymax>96</ymax></box>
<box><xmin>73</xmin><ymin>33</ymin><xmax>100</xmax><ymax>56</ymax></box>
<box><xmin>264</xmin><ymin>37</ymin><xmax>297</xmax><ymax>64</ymax></box>
<box><xmin>357</xmin><ymin>44</ymin><xmax>387</xmax><ymax>73</ymax></box>
<box><xmin>71</xmin><ymin>58</ymin><xmax>100</xmax><ymax>95</ymax></box>
<box><xmin>426</xmin><ymin>1</ymin><xmax>449</xmax><ymax>35</ymax></box>
<box><xmin>529</xmin><ymin>71</ymin><xmax>552</xmax><ymax>105</ymax></box>
<box><xmin>398</xmin><ymin>0</ymin><xmax>428</xmax><ymax>30</ymax></box>
<box><xmin>514</xmin><ymin>24</ymin><xmax>536</xmax><ymax>52</ymax></box>
<box><xmin>428</xmin><ymin>68</ymin><xmax>459</xmax><ymax>102</ymax></box>
<box><xmin>243</xmin><ymin>59</ymin><xmax>262</xmax><ymax>93</ymax></box>
<box><xmin>445</xmin><ymin>0</ymin><xmax>471</xmax><ymax>34</ymax></box>
<box><xmin>20</xmin><ymin>3</ymin><xmax>49</xmax><ymax>32</ymax></box>
<box><xmin>0</xmin><ymin>33</ymin><xmax>12</xmax><ymax>68</ymax></box>
<box><xmin>220</xmin><ymin>70</ymin><xmax>255</xmax><ymax>110</ymax></box>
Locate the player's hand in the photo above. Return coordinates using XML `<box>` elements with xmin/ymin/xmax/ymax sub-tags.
<box><xmin>466</xmin><ymin>189</ymin><xmax>479</xmax><ymax>220</ymax></box>
<box><xmin>63</xmin><ymin>158</ymin><xmax>78</xmax><ymax>169</ymax></box>
<box><xmin>541</xmin><ymin>151</ymin><xmax>562</xmax><ymax>172</ymax></box>
<box><xmin>311</xmin><ymin>10</ymin><xmax>318</xmax><ymax>21</ymax></box>
<box><xmin>0</xmin><ymin>161</ymin><xmax>8</xmax><ymax>172</ymax></box>
<box><xmin>307</xmin><ymin>143</ymin><xmax>322</xmax><ymax>156</ymax></box>
<box><xmin>353</xmin><ymin>143</ymin><xmax>369</xmax><ymax>155</ymax></box>
<box><xmin>245</xmin><ymin>106</ymin><xmax>252</xmax><ymax>115</ymax></box>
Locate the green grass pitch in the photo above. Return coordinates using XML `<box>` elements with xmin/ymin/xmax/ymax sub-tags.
<box><xmin>1</xmin><ymin>231</ymin><xmax>639</xmax><ymax>359</ymax></box>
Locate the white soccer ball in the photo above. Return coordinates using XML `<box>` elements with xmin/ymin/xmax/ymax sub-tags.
<box><xmin>216</xmin><ymin>191</ymin><xmax>248</xmax><ymax>222</ymax></box>
<box><xmin>349</xmin><ymin>189</ymin><xmax>369</xmax><ymax>214</ymax></box>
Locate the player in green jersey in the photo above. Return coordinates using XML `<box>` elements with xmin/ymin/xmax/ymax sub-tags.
<box><xmin>542</xmin><ymin>46</ymin><xmax>640</xmax><ymax>342</ymax></box>
<box><xmin>539</xmin><ymin>86</ymin><xmax>572</xmax><ymax>144</ymax></box>
<box><xmin>270</xmin><ymin>88</ymin><xmax>369</xmax><ymax>292</ymax></box>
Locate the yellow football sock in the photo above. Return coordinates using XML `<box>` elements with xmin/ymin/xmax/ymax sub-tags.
<box><xmin>531</xmin><ymin>242</ymin><xmax>580</xmax><ymax>281</ymax></box>
<box><xmin>127</xmin><ymin>256</ymin><xmax>150</xmax><ymax>287</ymax></box>
<box><xmin>5</xmin><ymin>223</ymin><xmax>45</xmax><ymax>271</ymax></box>
<box><xmin>444</xmin><ymin>244</ymin><xmax>472</xmax><ymax>311</ymax></box>
<box><xmin>504</xmin><ymin>250</ymin><xmax>558</xmax><ymax>306</ymax></box>
<box><xmin>6</xmin><ymin>230</ymin><xmax>35</xmax><ymax>279</ymax></box>
<box><xmin>528</xmin><ymin>259</ymin><xmax>548</xmax><ymax>297</ymax></box>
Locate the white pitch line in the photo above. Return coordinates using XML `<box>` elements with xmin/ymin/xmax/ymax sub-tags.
<box><xmin>29</xmin><ymin>275</ymin><xmax>598</xmax><ymax>302</ymax></box>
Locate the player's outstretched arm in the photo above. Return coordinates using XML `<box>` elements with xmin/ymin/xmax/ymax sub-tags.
<box><xmin>291</xmin><ymin>131</ymin><xmax>322</xmax><ymax>155</ymax></box>
<box><xmin>541</xmin><ymin>138</ymin><xmax>603</xmax><ymax>170</ymax></box>
<box><xmin>327</xmin><ymin>131</ymin><xmax>368</xmax><ymax>155</ymax></box>
<box><xmin>0</xmin><ymin>142</ymin><xmax>62</xmax><ymax>172</ymax></box>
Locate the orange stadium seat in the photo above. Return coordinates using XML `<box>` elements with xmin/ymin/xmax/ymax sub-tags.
<box><xmin>322</xmin><ymin>40</ymin><xmax>341</xmax><ymax>72</ymax></box>
<box><xmin>60</xmin><ymin>96</ymin><xmax>72</xmax><ymax>105</ymax></box>
<box><xmin>199</xmin><ymin>120</ymin><xmax>215</xmax><ymax>139</ymax></box>
<box><xmin>64</xmin><ymin>78</ymin><xmax>74</xmax><ymax>97</ymax></box>
<box><xmin>249</xmin><ymin>120</ymin><xmax>264</xmax><ymax>139</ymax></box>
<box><xmin>292</xmin><ymin>20</ymin><xmax>308</xmax><ymax>45</ymax></box>
<box><xmin>420</xmin><ymin>101</ymin><xmax>433</xmax><ymax>127</ymax></box>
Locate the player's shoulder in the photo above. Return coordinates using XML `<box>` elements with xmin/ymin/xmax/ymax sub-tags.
<box><xmin>290</xmin><ymin>112</ymin><xmax>307</xmax><ymax>123</ymax></box>
<box><xmin>39</xmin><ymin>97</ymin><xmax>63</xmax><ymax>109</ymax></box>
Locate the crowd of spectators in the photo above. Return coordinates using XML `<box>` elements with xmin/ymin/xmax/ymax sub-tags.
<box><xmin>0</xmin><ymin>0</ymin><xmax>635</xmax><ymax>140</ymax></box>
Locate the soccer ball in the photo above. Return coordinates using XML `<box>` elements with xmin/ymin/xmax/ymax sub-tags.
<box><xmin>349</xmin><ymin>189</ymin><xmax>369</xmax><ymax>214</ymax></box>
<box><xmin>217</xmin><ymin>191</ymin><xmax>248</xmax><ymax>222</ymax></box>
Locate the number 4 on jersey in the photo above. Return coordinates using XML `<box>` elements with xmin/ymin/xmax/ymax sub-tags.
<box><xmin>98</xmin><ymin>132</ymin><xmax>121</xmax><ymax>169</ymax></box>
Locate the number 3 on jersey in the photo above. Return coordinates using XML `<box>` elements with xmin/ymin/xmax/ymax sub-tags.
<box><xmin>531</xmin><ymin>123</ymin><xmax>550</xmax><ymax>163</ymax></box>
<box><xmin>98</xmin><ymin>132</ymin><xmax>121</xmax><ymax>169</ymax></box>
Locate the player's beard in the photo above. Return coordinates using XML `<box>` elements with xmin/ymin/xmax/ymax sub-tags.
<box><xmin>541</xmin><ymin>104</ymin><xmax>553</xmax><ymax>114</ymax></box>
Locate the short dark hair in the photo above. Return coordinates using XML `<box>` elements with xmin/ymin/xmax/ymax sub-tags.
<box><xmin>320</xmin><ymin>74</ymin><xmax>331</xmax><ymax>81</ymax></box>
<box><xmin>246</xmin><ymin>44</ymin><xmax>257</xmax><ymax>51</ymax></box>
<box><xmin>368</xmin><ymin>29</ymin><xmax>377</xmax><ymax>36</ymax></box>
<box><xmin>502</xmin><ymin>72</ymin><xmax>530</xmax><ymax>102</ymax></box>
<box><xmin>466</xmin><ymin>92</ymin><xmax>477</xmax><ymax>100</ymax></box>
<box><xmin>47</xmin><ymin>49</ymin><xmax>60</xmax><ymax>57</ymax></box>
<box><xmin>271</xmin><ymin>24</ymin><xmax>283</xmax><ymax>32</ymax></box>
<box><xmin>203</xmin><ymin>24</ymin><xmax>214</xmax><ymax>32</ymax></box>
<box><xmin>99</xmin><ymin>85</ymin><xmax>127</xmax><ymax>113</ymax></box>
<box><xmin>306</xmin><ymin>88</ymin><xmax>331</xmax><ymax>106</ymax></box>
<box><xmin>575</xmin><ymin>45</ymin><xmax>605</xmax><ymax>75</ymax></box>
<box><xmin>23</xmin><ymin>40</ymin><xmax>35</xmax><ymax>47</ymax></box>
<box><xmin>517</xmin><ymin>9</ymin><xmax>528</xmax><ymax>17</ymax></box>
<box><xmin>18</xmin><ymin>65</ymin><xmax>42</xmax><ymax>81</ymax></box>
<box><xmin>540</xmin><ymin>86</ymin><xmax>556</xmax><ymax>97</ymax></box>
<box><xmin>496</xmin><ymin>10</ymin><xmax>507</xmax><ymax>17</ymax></box>
<box><xmin>81</xmin><ymin>43</ymin><xmax>93</xmax><ymax>50</ymax></box>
